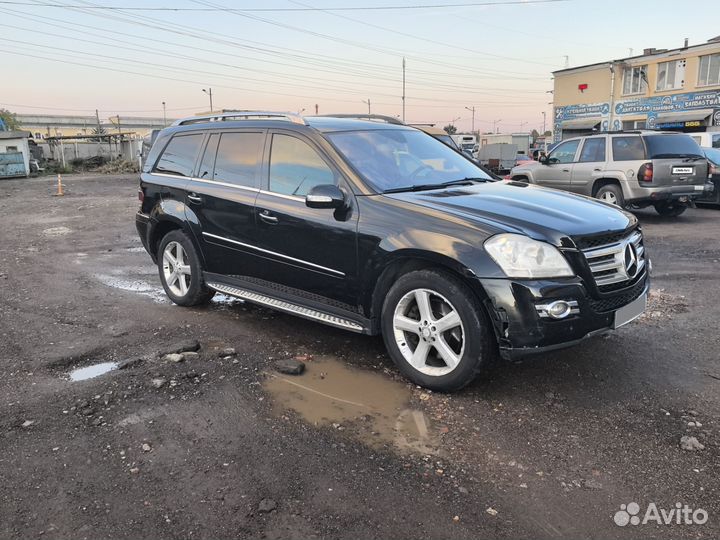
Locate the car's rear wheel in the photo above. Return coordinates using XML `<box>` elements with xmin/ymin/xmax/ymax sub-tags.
<box><xmin>595</xmin><ymin>184</ymin><xmax>625</xmax><ymax>207</ymax></box>
<box><xmin>381</xmin><ymin>269</ymin><xmax>496</xmax><ymax>392</ymax></box>
<box><xmin>158</xmin><ymin>230</ymin><xmax>215</xmax><ymax>306</ymax></box>
<box><xmin>653</xmin><ymin>201</ymin><xmax>687</xmax><ymax>217</ymax></box>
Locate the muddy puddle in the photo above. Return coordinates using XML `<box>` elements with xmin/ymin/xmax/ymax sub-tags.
<box><xmin>94</xmin><ymin>274</ymin><xmax>169</xmax><ymax>303</ymax></box>
<box><xmin>264</xmin><ymin>356</ymin><xmax>438</xmax><ymax>454</ymax></box>
<box><xmin>69</xmin><ymin>361</ymin><xmax>118</xmax><ymax>381</ymax></box>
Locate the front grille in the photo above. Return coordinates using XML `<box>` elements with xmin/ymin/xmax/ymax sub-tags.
<box><xmin>588</xmin><ymin>276</ymin><xmax>647</xmax><ymax>313</ymax></box>
<box><xmin>578</xmin><ymin>230</ymin><xmax>646</xmax><ymax>289</ymax></box>
<box><xmin>574</xmin><ymin>231</ymin><xmax>629</xmax><ymax>250</ymax></box>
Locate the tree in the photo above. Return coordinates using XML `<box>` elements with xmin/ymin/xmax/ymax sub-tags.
<box><xmin>0</xmin><ymin>108</ymin><xmax>20</xmax><ymax>131</ymax></box>
<box><xmin>443</xmin><ymin>124</ymin><xmax>457</xmax><ymax>135</ymax></box>
<box><xmin>530</xmin><ymin>129</ymin><xmax>540</xmax><ymax>142</ymax></box>
<box><xmin>543</xmin><ymin>130</ymin><xmax>552</xmax><ymax>137</ymax></box>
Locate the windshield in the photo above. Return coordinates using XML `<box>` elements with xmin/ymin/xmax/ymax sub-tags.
<box><xmin>704</xmin><ymin>147</ymin><xmax>720</xmax><ymax>165</ymax></box>
<box><xmin>643</xmin><ymin>134</ymin><xmax>704</xmax><ymax>159</ymax></box>
<box><xmin>327</xmin><ymin>129</ymin><xmax>492</xmax><ymax>192</ymax></box>
<box><xmin>435</xmin><ymin>134</ymin><xmax>459</xmax><ymax>149</ymax></box>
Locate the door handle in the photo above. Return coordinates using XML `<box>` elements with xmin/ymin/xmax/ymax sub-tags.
<box><xmin>187</xmin><ymin>193</ymin><xmax>203</xmax><ymax>204</ymax></box>
<box><xmin>593</xmin><ymin>168</ymin><xmax>602</xmax><ymax>172</ymax></box>
<box><xmin>259</xmin><ymin>210</ymin><xmax>279</xmax><ymax>224</ymax></box>
<box><xmin>562</xmin><ymin>169</ymin><xmax>570</xmax><ymax>173</ymax></box>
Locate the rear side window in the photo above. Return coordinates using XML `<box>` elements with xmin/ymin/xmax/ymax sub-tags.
<box><xmin>213</xmin><ymin>132</ymin><xmax>264</xmax><ymax>188</ymax></box>
<box><xmin>579</xmin><ymin>138</ymin><xmax>606</xmax><ymax>162</ymax></box>
<box><xmin>153</xmin><ymin>133</ymin><xmax>204</xmax><ymax>177</ymax></box>
<box><xmin>713</xmin><ymin>134</ymin><xmax>720</xmax><ymax>149</ymax></box>
<box><xmin>269</xmin><ymin>134</ymin><xmax>335</xmax><ymax>196</ymax></box>
<box><xmin>612</xmin><ymin>137</ymin><xmax>646</xmax><ymax>161</ymax></box>
<box><xmin>642</xmin><ymin>134</ymin><xmax>703</xmax><ymax>159</ymax></box>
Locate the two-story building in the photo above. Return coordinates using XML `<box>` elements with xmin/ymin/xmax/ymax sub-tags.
<box><xmin>552</xmin><ymin>36</ymin><xmax>720</xmax><ymax>142</ymax></box>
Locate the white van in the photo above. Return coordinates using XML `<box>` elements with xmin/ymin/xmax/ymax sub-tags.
<box><xmin>690</xmin><ymin>131</ymin><xmax>720</xmax><ymax>148</ymax></box>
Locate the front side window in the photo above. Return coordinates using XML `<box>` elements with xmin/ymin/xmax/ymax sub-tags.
<box><xmin>656</xmin><ymin>59</ymin><xmax>685</xmax><ymax>91</ymax></box>
<box><xmin>622</xmin><ymin>65</ymin><xmax>647</xmax><ymax>95</ymax></box>
<box><xmin>698</xmin><ymin>53</ymin><xmax>720</xmax><ymax>87</ymax></box>
<box><xmin>269</xmin><ymin>134</ymin><xmax>335</xmax><ymax>196</ymax></box>
<box><xmin>153</xmin><ymin>133</ymin><xmax>204</xmax><ymax>177</ymax></box>
<box><xmin>578</xmin><ymin>138</ymin><xmax>606</xmax><ymax>162</ymax></box>
<box><xmin>612</xmin><ymin>137</ymin><xmax>646</xmax><ymax>161</ymax></box>
<box><xmin>548</xmin><ymin>139</ymin><xmax>580</xmax><ymax>164</ymax></box>
<box><xmin>327</xmin><ymin>129</ymin><xmax>492</xmax><ymax>192</ymax></box>
<box><xmin>213</xmin><ymin>132</ymin><xmax>264</xmax><ymax>188</ymax></box>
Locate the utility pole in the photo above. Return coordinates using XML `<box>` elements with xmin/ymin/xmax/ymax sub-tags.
<box><xmin>563</xmin><ymin>55</ymin><xmax>569</xmax><ymax>69</ymax></box>
<box><xmin>315</xmin><ymin>103</ymin><xmax>319</xmax><ymax>114</ymax></box>
<box><xmin>493</xmin><ymin>119</ymin><xmax>502</xmax><ymax>134</ymax></box>
<box><xmin>202</xmin><ymin>88</ymin><xmax>213</xmax><ymax>111</ymax></box>
<box><xmin>162</xmin><ymin>101</ymin><xmax>167</xmax><ymax>127</ymax></box>
<box><xmin>464</xmin><ymin>106</ymin><xmax>476</xmax><ymax>133</ymax></box>
<box><xmin>542</xmin><ymin>111</ymin><xmax>546</xmax><ymax>134</ymax></box>
<box><xmin>402</xmin><ymin>57</ymin><xmax>406</xmax><ymax>123</ymax></box>
<box><xmin>362</xmin><ymin>99</ymin><xmax>371</xmax><ymax>114</ymax></box>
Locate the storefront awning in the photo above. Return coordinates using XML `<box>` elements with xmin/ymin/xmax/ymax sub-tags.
<box><xmin>561</xmin><ymin>117</ymin><xmax>601</xmax><ymax>130</ymax></box>
<box><xmin>655</xmin><ymin>109</ymin><xmax>713</xmax><ymax>124</ymax></box>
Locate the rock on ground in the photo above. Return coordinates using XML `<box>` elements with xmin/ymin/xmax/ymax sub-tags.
<box><xmin>274</xmin><ymin>358</ymin><xmax>305</xmax><ymax>375</ymax></box>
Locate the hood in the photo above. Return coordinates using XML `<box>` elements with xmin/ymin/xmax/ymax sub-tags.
<box><xmin>384</xmin><ymin>181</ymin><xmax>636</xmax><ymax>245</ymax></box>
<box><xmin>510</xmin><ymin>161</ymin><xmax>544</xmax><ymax>175</ymax></box>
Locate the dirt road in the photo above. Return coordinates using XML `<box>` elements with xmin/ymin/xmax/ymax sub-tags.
<box><xmin>0</xmin><ymin>173</ymin><xmax>718</xmax><ymax>539</ymax></box>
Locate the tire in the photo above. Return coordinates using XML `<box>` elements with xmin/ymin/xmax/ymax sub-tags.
<box><xmin>380</xmin><ymin>269</ymin><xmax>496</xmax><ymax>392</ymax></box>
<box><xmin>157</xmin><ymin>230</ymin><xmax>215</xmax><ymax>306</ymax></box>
<box><xmin>653</xmin><ymin>202</ymin><xmax>687</xmax><ymax>217</ymax></box>
<box><xmin>595</xmin><ymin>184</ymin><xmax>625</xmax><ymax>207</ymax></box>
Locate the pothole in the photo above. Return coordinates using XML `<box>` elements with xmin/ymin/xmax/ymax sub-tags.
<box><xmin>43</xmin><ymin>226</ymin><xmax>72</xmax><ymax>236</ymax></box>
<box><xmin>264</xmin><ymin>356</ymin><xmax>438</xmax><ymax>454</ymax></box>
<box><xmin>69</xmin><ymin>362</ymin><xmax>118</xmax><ymax>381</ymax></box>
<box><xmin>94</xmin><ymin>274</ymin><xmax>168</xmax><ymax>303</ymax></box>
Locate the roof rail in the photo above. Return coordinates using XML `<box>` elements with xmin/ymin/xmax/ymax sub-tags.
<box><xmin>172</xmin><ymin>111</ymin><xmax>306</xmax><ymax>126</ymax></box>
<box><xmin>315</xmin><ymin>113</ymin><xmax>405</xmax><ymax>125</ymax></box>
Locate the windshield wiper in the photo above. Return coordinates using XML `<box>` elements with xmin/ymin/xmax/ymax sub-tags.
<box><xmin>383</xmin><ymin>178</ymin><xmax>485</xmax><ymax>194</ymax></box>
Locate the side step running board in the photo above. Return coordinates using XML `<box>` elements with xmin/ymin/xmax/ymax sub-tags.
<box><xmin>206</xmin><ymin>281</ymin><xmax>365</xmax><ymax>333</ymax></box>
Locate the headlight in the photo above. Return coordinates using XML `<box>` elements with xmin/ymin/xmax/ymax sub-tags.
<box><xmin>484</xmin><ymin>233</ymin><xmax>573</xmax><ymax>278</ymax></box>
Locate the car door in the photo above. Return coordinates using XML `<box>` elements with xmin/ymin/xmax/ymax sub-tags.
<box><xmin>185</xmin><ymin>129</ymin><xmax>267</xmax><ymax>276</ymax></box>
<box><xmin>534</xmin><ymin>138</ymin><xmax>581</xmax><ymax>190</ymax></box>
<box><xmin>253</xmin><ymin>130</ymin><xmax>359</xmax><ymax>307</ymax></box>
<box><xmin>571</xmin><ymin>136</ymin><xmax>607</xmax><ymax>195</ymax></box>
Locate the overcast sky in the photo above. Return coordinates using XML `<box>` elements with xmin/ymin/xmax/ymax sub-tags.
<box><xmin>1</xmin><ymin>0</ymin><xmax>718</xmax><ymax>132</ymax></box>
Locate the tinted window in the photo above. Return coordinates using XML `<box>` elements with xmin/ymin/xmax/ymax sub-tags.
<box><xmin>612</xmin><ymin>137</ymin><xmax>646</xmax><ymax>161</ymax></box>
<box><xmin>579</xmin><ymin>138</ymin><xmax>606</xmax><ymax>162</ymax></box>
<box><xmin>642</xmin><ymin>134</ymin><xmax>702</xmax><ymax>159</ymax></box>
<box><xmin>153</xmin><ymin>133</ymin><xmax>204</xmax><ymax>177</ymax></box>
<box><xmin>198</xmin><ymin>133</ymin><xmax>219</xmax><ymax>179</ymax></box>
<box><xmin>548</xmin><ymin>139</ymin><xmax>580</xmax><ymax>164</ymax></box>
<box><xmin>704</xmin><ymin>147</ymin><xmax>720</xmax><ymax>165</ymax></box>
<box><xmin>269</xmin><ymin>134</ymin><xmax>335</xmax><ymax>196</ymax></box>
<box><xmin>213</xmin><ymin>132</ymin><xmax>264</xmax><ymax>187</ymax></box>
<box><xmin>713</xmin><ymin>134</ymin><xmax>720</xmax><ymax>149</ymax></box>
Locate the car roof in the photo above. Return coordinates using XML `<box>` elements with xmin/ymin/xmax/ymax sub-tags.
<box><xmin>304</xmin><ymin>116</ymin><xmax>414</xmax><ymax>133</ymax></box>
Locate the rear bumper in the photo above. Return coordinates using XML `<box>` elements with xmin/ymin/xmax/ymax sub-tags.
<box><xmin>135</xmin><ymin>212</ymin><xmax>153</xmax><ymax>260</ymax></box>
<box><xmin>626</xmin><ymin>182</ymin><xmax>714</xmax><ymax>203</ymax></box>
<box><xmin>474</xmin><ymin>273</ymin><xmax>649</xmax><ymax>360</ymax></box>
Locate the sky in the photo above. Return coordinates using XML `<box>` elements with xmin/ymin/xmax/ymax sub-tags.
<box><xmin>1</xmin><ymin>0</ymin><xmax>719</xmax><ymax>133</ymax></box>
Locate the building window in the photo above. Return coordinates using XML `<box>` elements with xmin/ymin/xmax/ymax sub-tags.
<box><xmin>622</xmin><ymin>120</ymin><xmax>646</xmax><ymax>130</ymax></box>
<box><xmin>698</xmin><ymin>53</ymin><xmax>720</xmax><ymax>87</ymax></box>
<box><xmin>656</xmin><ymin>59</ymin><xmax>686</xmax><ymax>91</ymax></box>
<box><xmin>622</xmin><ymin>65</ymin><xmax>647</xmax><ymax>95</ymax></box>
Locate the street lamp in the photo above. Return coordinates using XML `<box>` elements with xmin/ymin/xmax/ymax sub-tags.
<box><xmin>361</xmin><ymin>99</ymin><xmax>371</xmax><ymax>115</ymax></box>
<box><xmin>202</xmin><ymin>88</ymin><xmax>214</xmax><ymax>112</ymax></box>
<box><xmin>162</xmin><ymin>101</ymin><xmax>167</xmax><ymax>127</ymax></box>
<box><xmin>464</xmin><ymin>106</ymin><xmax>476</xmax><ymax>133</ymax></box>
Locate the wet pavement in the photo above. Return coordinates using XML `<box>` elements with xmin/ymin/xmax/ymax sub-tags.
<box><xmin>0</xmin><ymin>173</ymin><xmax>718</xmax><ymax>540</ymax></box>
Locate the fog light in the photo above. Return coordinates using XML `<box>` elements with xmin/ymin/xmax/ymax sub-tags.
<box><xmin>536</xmin><ymin>300</ymin><xmax>579</xmax><ymax>319</ymax></box>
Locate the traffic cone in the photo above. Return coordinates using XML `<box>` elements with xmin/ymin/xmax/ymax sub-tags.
<box><xmin>55</xmin><ymin>174</ymin><xmax>64</xmax><ymax>196</ymax></box>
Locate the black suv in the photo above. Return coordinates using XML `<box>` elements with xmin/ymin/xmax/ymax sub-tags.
<box><xmin>136</xmin><ymin>112</ymin><xmax>650</xmax><ymax>391</ymax></box>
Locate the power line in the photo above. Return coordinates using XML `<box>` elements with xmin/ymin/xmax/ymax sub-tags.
<box><xmin>0</xmin><ymin>0</ymin><xmax>568</xmax><ymax>11</ymax></box>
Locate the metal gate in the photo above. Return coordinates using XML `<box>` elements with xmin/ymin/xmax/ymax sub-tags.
<box><xmin>0</xmin><ymin>152</ymin><xmax>26</xmax><ymax>178</ymax></box>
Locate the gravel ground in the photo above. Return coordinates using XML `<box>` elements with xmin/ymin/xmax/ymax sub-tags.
<box><xmin>0</xmin><ymin>173</ymin><xmax>718</xmax><ymax>539</ymax></box>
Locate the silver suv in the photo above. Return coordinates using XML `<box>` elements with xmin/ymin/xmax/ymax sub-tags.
<box><xmin>510</xmin><ymin>131</ymin><xmax>714</xmax><ymax>217</ymax></box>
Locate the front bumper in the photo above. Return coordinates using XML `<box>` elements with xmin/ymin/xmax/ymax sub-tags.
<box><xmin>626</xmin><ymin>181</ymin><xmax>714</xmax><ymax>203</ymax></box>
<box><xmin>474</xmin><ymin>273</ymin><xmax>649</xmax><ymax>360</ymax></box>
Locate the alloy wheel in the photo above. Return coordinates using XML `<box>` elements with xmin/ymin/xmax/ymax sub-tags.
<box><xmin>162</xmin><ymin>241</ymin><xmax>191</xmax><ymax>297</ymax></box>
<box><xmin>599</xmin><ymin>191</ymin><xmax>618</xmax><ymax>205</ymax></box>
<box><xmin>392</xmin><ymin>288</ymin><xmax>465</xmax><ymax>376</ymax></box>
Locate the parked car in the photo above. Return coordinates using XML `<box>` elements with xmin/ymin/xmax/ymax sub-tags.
<box><xmin>137</xmin><ymin>112</ymin><xmax>649</xmax><ymax>391</ymax></box>
<box><xmin>697</xmin><ymin>146</ymin><xmax>720</xmax><ymax>206</ymax></box>
<box><xmin>515</xmin><ymin>153</ymin><xmax>534</xmax><ymax>167</ymax></box>
<box><xmin>509</xmin><ymin>131</ymin><xmax>714</xmax><ymax>217</ymax></box>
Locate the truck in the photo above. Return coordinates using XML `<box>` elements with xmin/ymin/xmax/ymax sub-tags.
<box><xmin>476</xmin><ymin>142</ymin><xmax>519</xmax><ymax>174</ymax></box>
<box><xmin>451</xmin><ymin>133</ymin><xmax>477</xmax><ymax>153</ymax></box>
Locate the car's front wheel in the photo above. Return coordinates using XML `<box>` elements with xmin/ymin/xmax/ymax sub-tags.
<box><xmin>157</xmin><ymin>230</ymin><xmax>215</xmax><ymax>306</ymax></box>
<box><xmin>653</xmin><ymin>201</ymin><xmax>687</xmax><ymax>217</ymax></box>
<box><xmin>381</xmin><ymin>269</ymin><xmax>496</xmax><ymax>392</ymax></box>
